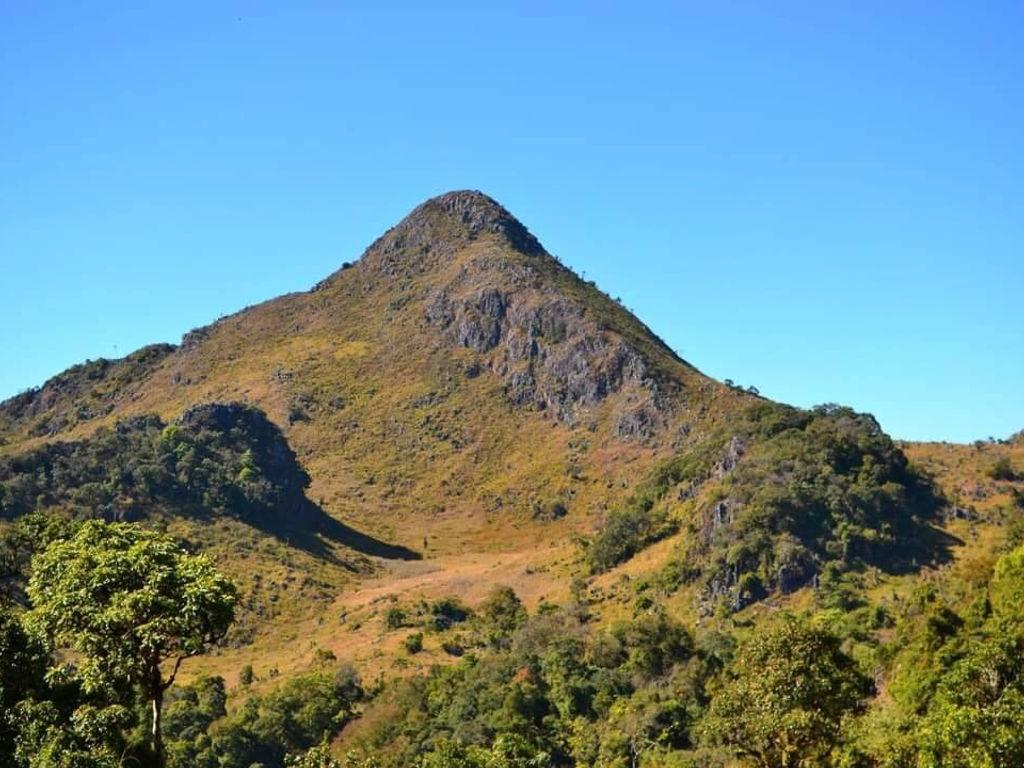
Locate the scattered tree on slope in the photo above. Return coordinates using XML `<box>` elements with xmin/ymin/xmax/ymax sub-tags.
<box><xmin>25</xmin><ymin>521</ymin><xmax>237</xmax><ymax>767</ymax></box>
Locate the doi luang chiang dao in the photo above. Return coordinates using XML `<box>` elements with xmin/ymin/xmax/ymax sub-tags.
<box><xmin>1</xmin><ymin>5</ymin><xmax>1022</xmax><ymax>768</ymax></box>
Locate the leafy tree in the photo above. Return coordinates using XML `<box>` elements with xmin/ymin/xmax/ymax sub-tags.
<box><xmin>162</xmin><ymin>674</ymin><xmax>227</xmax><ymax>766</ymax></box>
<box><xmin>418</xmin><ymin>735</ymin><xmax>549</xmax><ymax>768</ymax></box>
<box><xmin>479</xmin><ymin>586</ymin><xmax>527</xmax><ymax>648</ymax></box>
<box><xmin>12</xmin><ymin>699</ymin><xmax>131</xmax><ymax>768</ymax></box>
<box><xmin>25</xmin><ymin>521</ymin><xmax>237</xmax><ymax>767</ymax></box>
<box><xmin>418</xmin><ymin>739</ymin><xmax>485</xmax><ymax>768</ymax></box>
<box><xmin>698</xmin><ymin>616</ymin><xmax>871</xmax><ymax>768</ymax></box>
<box><xmin>286</xmin><ymin>742</ymin><xmax>350</xmax><ymax>768</ymax></box>
<box><xmin>610</xmin><ymin>612</ymin><xmax>694</xmax><ymax>682</ymax></box>
<box><xmin>913</xmin><ymin>634</ymin><xmax>1024</xmax><ymax>767</ymax></box>
<box><xmin>990</xmin><ymin>544</ymin><xmax>1024</xmax><ymax>624</ymax></box>
<box><xmin>0</xmin><ymin>606</ymin><xmax>49</xmax><ymax>764</ymax></box>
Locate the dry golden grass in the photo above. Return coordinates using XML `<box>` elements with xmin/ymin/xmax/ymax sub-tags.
<box><xmin>7</xmin><ymin>191</ymin><xmax>1019</xmax><ymax>716</ymax></box>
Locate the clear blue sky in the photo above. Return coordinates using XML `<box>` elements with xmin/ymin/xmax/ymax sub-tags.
<box><xmin>1</xmin><ymin>2</ymin><xmax>1021</xmax><ymax>442</ymax></box>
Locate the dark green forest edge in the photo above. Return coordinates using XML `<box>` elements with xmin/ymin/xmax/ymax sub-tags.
<box><xmin>3</xmin><ymin>399</ymin><xmax>1024</xmax><ymax>768</ymax></box>
<box><xmin>586</xmin><ymin>402</ymin><xmax>948</xmax><ymax>611</ymax></box>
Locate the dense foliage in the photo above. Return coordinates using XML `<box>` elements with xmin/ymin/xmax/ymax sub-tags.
<box><xmin>26</xmin><ymin>521</ymin><xmax>238</xmax><ymax>764</ymax></box>
<box><xmin>698</xmin><ymin>618</ymin><xmax>872</xmax><ymax>767</ymax></box>
<box><xmin>352</xmin><ymin>603</ymin><xmax>706</xmax><ymax>767</ymax></box>
<box><xmin>162</xmin><ymin>667</ymin><xmax>363</xmax><ymax>768</ymax></box>
<box><xmin>6</xmin><ymin>525</ymin><xmax>1024</xmax><ymax>767</ymax></box>
<box><xmin>589</xmin><ymin>403</ymin><xmax>943</xmax><ymax>614</ymax></box>
<box><xmin>0</xmin><ymin>403</ymin><xmax>312</xmax><ymax>526</ymax></box>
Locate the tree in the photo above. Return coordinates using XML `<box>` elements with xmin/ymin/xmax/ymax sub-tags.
<box><xmin>479</xmin><ymin>586</ymin><xmax>527</xmax><ymax>648</ymax></box>
<box><xmin>990</xmin><ymin>544</ymin><xmax>1024</xmax><ymax>624</ymax></box>
<box><xmin>0</xmin><ymin>606</ymin><xmax>49</xmax><ymax>764</ymax></box>
<box><xmin>698</xmin><ymin>616</ymin><xmax>871</xmax><ymax>768</ymax></box>
<box><xmin>12</xmin><ymin>700</ymin><xmax>131</xmax><ymax>768</ymax></box>
<box><xmin>417</xmin><ymin>735</ymin><xmax>549</xmax><ymax>768</ymax></box>
<box><xmin>25</xmin><ymin>521</ymin><xmax>237</xmax><ymax>767</ymax></box>
<box><xmin>915</xmin><ymin>634</ymin><xmax>1024</xmax><ymax>767</ymax></box>
<box><xmin>418</xmin><ymin>739</ymin><xmax>486</xmax><ymax>768</ymax></box>
<box><xmin>286</xmin><ymin>743</ymin><xmax>343</xmax><ymax>768</ymax></box>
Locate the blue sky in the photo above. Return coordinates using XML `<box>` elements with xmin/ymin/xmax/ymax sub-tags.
<box><xmin>1</xmin><ymin>2</ymin><xmax>1021</xmax><ymax>442</ymax></box>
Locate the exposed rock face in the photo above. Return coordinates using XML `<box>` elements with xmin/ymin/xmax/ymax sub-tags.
<box><xmin>615</xmin><ymin>401</ymin><xmax>660</xmax><ymax>440</ymax></box>
<box><xmin>296</xmin><ymin>190</ymin><xmax>679</xmax><ymax>439</ymax></box>
<box><xmin>308</xmin><ymin>190</ymin><xmax>671</xmax><ymax>435</ymax></box>
<box><xmin>712</xmin><ymin>436</ymin><xmax>746</xmax><ymax>478</ymax></box>
<box><xmin>426</xmin><ymin>276</ymin><xmax>660</xmax><ymax>429</ymax></box>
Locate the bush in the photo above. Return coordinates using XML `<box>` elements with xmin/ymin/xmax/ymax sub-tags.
<box><xmin>479</xmin><ymin>587</ymin><xmax>527</xmax><ymax>648</ymax></box>
<box><xmin>587</xmin><ymin>506</ymin><xmax>676</xmax><ymax>573</ymax></box>
<box><xmin>428</xmin><ymin>598</ymin><xmax>471</xmax><ymax>631</ymax></box>
<box><xmin>239</xmin><ymin>665</ymin><xmax>255</xmax><ymax>687</ymax></box>
<box><xmin>989</xmin><ymin>456</ymin><xmax>1019</xmax><ymax>481</ymax></box>
<box><xmin>383</xmin><ymin>607</ymin><xmax>407</xmax><ymax>631</ymax></box>
<box><xmin>403</xmin><ymin>633</ymin><xmax>423</xmax><ymax>654</ymax></box>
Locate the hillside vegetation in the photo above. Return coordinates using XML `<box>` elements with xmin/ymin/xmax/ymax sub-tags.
<box><xmin>1</xmin><ymin>191</ymin><xmax>1022</xmax><ymax>767</ymax></box>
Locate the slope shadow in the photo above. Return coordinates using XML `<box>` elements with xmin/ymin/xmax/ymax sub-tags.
<box><xmin>251</xmin><ymin>500</ymin><xmax>422</xmax><ymax>565</ymax></box>
<box><xmin>859</xmin><ymin>476</ymin><xmax>962</xmax><ymax>576</ymax></box>
<box><xmin>314</xmin><ymin>506</ymin><xmax>422</xmax><ymax>561</ymax></box>
<box><xmin>871</xmin><ymin>519</ymin><xmax>962</xmax><ymax>574</ymax></box>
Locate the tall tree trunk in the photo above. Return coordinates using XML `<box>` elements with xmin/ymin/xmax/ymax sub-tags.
<box><xmin>151</xmin><ymin>669</ymin><xmax>165</xmax><ymax>768</ymax></box>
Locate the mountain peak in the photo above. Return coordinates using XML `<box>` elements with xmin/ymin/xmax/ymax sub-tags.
<box><xmin>362</xmin><ymin>190</ymin><xmax>546</xmax><ymax>267</ymax></box>
<box><xmin>414</xmin><ymin>190</ymin><xmax>544</xmax><ymax>255</ymax></box>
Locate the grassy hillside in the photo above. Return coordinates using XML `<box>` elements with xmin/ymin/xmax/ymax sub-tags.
<box><xmin>2</xmin><ymin>191</ymin><xmax>1021</xmax><ymax>767</ymax></box>
<box><xmin>0</xmin><ymin>192</ymin><xmax>743</xmax><ymax>674</ymax></box>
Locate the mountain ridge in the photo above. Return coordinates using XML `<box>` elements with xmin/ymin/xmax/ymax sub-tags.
<box><xmin>1</xmin><ymin>190</ymin><xmax>703</xmax><ymax>446</ymax></box>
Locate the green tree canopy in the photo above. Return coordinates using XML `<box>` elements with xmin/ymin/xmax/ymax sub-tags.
<box><xmin>990</xmin><ymin>544</ymin><xmax>1024</xmax><ymax>624</ymax></box>
<box><xmin>698</xmin><ymin>616</ymin><xmax>871</xmax><ymax>768</ymax></box>
<box><xmin>915</xmin><ymin>634</ymin><xmax>1024</xmax><ymax>767</ymax></box>
<box><xmin>25</xmin><ymin>521</ymin><xmax>237</xmax><ymax>766</ymax></box>
<box><xmin>0</xmin><ymin>606</ymin><xmax>49</xmax><ymax>764</ymax></box>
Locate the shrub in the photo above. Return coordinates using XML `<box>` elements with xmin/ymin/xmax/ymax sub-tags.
<box><xmin>428</xmin><ymin>598</ymin><xmax>471</xmax><ymax>631</ymax></box>
<box><xmin>989</xmin><ymin>456</ymin><xmax>1019</xmax><ymax>481</ymax></box>
<box><xmin>384</xmin><ymin>607</ymin><xmax>407</xmax><ymax>631</ymax></box>
<box><xmin>403</xmin><ymin>633</ymin><xmax>424</xmax><ymax>654</ymax></box>
<box><xmin>239</xmin><ymin>665</ymin><xmax>255</xmax><ymax>687</ymax></box>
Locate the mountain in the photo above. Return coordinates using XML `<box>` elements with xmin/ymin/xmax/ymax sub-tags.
<box><xmin>0</xmin><ymin>189</ymin><xmax>948</xmax><ymax>630</ymax></box>
<box><xmin>2</xmin><ymin>192</ymin><xmax>710</xmax><ymax>543</ymax></box>
<box><xmin>4</xmin><ymin>191</ymin><xmax>1021</xmax><ymax>767</ymax></box>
